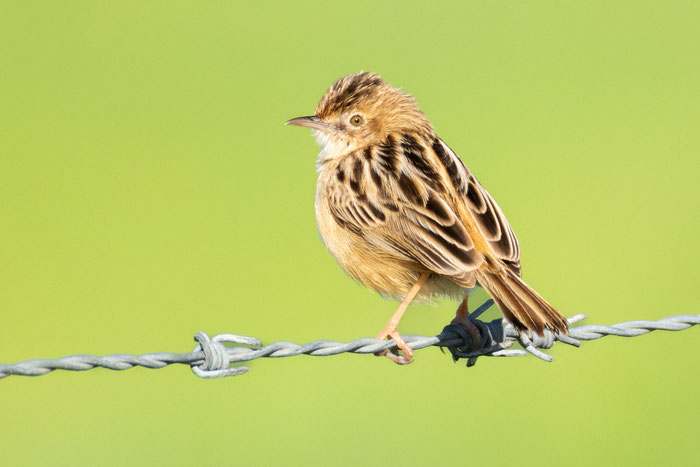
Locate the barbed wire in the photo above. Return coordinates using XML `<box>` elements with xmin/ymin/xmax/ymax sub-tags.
<box><xmin>1</xmin><ymin>300</ymin><xmax>698</xmax><ymax>380</ymax></box>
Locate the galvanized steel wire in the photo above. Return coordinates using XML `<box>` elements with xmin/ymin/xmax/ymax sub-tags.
<box><xmin>1</xmin><ymin>300</ymin><xmax>698</xmax><ymax>380</ymax></box>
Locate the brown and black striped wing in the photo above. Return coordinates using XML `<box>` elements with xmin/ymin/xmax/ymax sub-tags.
<box><xmin>328</xmin><ymin>185</ymin><xmax>483</xmax><ymax>285</ymax></box>
<box><xmin>432</xmin><ymin>138</ymin><xmax>522</xmax><ymax>276</ymax></box>
<box><xmin>326</xmin><ymin>135</ymin><xmax>485</xmax><ymax>285</ymax></box>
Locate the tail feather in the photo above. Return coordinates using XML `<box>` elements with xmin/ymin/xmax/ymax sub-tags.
<box><xmin>475</xmin><ymin>269</ymin><xmax>568</xmax><ymax>336</ymax></box>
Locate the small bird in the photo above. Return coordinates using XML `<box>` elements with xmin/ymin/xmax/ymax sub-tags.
<box><xmin>286</xmin><ymin>72</ymin><xmax>568</xmax><ymax>364</ymax></box>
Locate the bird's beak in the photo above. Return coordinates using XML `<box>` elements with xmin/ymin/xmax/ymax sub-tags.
<box><xmin>285</xmin><ymin>115</ymin><xmax>337</xmax><ymax>132</ymax></box>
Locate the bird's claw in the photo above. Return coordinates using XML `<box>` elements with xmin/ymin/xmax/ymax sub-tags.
<box><xmin>374</xmin><ymin>329</ymin><xmax>413</xmax><ymax>365</ymax></box>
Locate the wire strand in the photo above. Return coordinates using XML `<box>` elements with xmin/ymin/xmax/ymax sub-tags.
<box><xmin>1</xmin><ymin>303</ymin><xmax>698</xmax><ymax>380</ymax></box>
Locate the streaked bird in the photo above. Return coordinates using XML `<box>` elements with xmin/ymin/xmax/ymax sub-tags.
<box><xmin>286</xmin><ymin>72</ymin><xmax>568</xmax><ymax>364</ymax></box>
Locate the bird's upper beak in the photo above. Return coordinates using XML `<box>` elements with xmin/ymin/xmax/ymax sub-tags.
<box><xmin>285</xmin><ymin>115</ymin><xmax>338</xmax><ymax>132</ymax></box>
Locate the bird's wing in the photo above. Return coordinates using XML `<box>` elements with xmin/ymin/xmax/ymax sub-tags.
<box><xmin>329</xmin><ymin>180</ymin><xmax>482</xmax><ymax>282</ymax></box>
<box><xmin>431</xmin><ymin>138</ymin><xmax>521</xmax><ymax>275</ymax></box>
<box><xmin>326</xmin><ymin>136</ymin><xmax>484</xmax><ymax>284</ymax></box>
<box><xmin>327</xmin><ymin>134</ymin><xmax>521</xmax><ymax>282</ymax></box>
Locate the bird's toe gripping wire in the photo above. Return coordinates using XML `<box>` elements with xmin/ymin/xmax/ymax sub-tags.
<box><xmin>374</xmin><ymin>328</ymin><xmax>414</xmax><ymax>365</ymax></box>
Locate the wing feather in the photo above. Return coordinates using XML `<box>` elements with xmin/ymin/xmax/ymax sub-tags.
<box><xmin>328</xmin><ymin>136</ymin><xmax>521</xmax><ymax>284</ymax></box>
<box><xmin>435</xmin><ymin>139</ymin><xmax>522</xmax><ymax>274</ymax></box>
<box><xmin>329</xmin><ymin>143</ymin><xmax>481</xmax><ymax>281</ymax></box>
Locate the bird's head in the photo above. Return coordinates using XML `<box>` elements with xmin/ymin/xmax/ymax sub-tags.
<box><xmin>286</xmin><ymin>72</ymin><xmax>434</xmax><ymax>159</ymax></box>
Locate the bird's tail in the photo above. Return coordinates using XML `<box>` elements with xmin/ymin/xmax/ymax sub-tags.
<box><xmin>475</xmin><ymin>268</ymin><xmax>568</xmax><ymax>336</ymax></box>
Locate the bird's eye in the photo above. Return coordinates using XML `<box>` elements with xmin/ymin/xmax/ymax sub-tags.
<box><xmin>350</xmin><ymin>115</ymin><xmax>363</xmax><ymax>126</ymax></box>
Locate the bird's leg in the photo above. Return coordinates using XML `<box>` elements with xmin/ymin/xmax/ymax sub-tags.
<box><xmin>451</xmin><ymin>294</ymin><xmax>481</xmax><ymax>347</ymax></box>
<box><xmin>375</xmin><ymin>271</ymin><xmax>431</xmax><ymax>365</ymax></box>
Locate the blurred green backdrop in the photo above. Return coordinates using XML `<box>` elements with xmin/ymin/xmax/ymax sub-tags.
<box><xmin>1</xmin><ymin>1</ymin><xmax>698</xmax><ymax>466</ymax></box>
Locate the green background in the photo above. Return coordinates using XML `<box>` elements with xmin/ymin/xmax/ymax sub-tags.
<box><xmin>1</xmin><ymin>1</ymin><xmax>698</xmax><ymax>465</ymax></box>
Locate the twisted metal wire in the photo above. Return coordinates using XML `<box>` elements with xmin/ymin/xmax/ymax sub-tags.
<box><xmin>1</xmin><ymin>301</ymin><xmax>698</xmax><ymax>380</ymax></box>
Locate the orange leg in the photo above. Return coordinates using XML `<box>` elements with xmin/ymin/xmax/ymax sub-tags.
<box><xmin>454</xmin><ymin>295</ymin><xmax>470</xmax><ymax>322</ymax></box>
<box><xmin>450</xmin><ymin>294</ymin><xmax>481</xmax><ymax>347</ymax></box>
<box><xmin>375</xmin><ymin>271</ymin><xmax>431</xmax><ymax>365</ymax></box>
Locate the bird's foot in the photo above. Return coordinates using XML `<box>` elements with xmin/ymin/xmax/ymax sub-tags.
<box><xmin>374</xmin><ymin>327</ymin><xmax>413</xmax><ymax>365</ymax></box>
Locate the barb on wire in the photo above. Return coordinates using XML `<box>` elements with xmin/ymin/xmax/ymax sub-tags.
<box><xmin>1</xmin><ymin>301</ymin><xmax>698</xmax><ymax>380</ymax></box>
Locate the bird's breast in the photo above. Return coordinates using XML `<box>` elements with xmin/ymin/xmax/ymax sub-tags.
<box><xmin>314</xmin><ymin>173</ymin><xmax>354</xmax><ymax>269</ymax></box>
